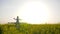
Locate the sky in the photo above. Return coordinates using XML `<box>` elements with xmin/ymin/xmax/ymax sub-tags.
<box><xmin>0</xmin><ymin>0</ymin><xmax>60</xmax><ymax>24</ymax></box>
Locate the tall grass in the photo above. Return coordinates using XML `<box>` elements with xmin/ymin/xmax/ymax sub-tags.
<box><xmin>0</xmin><ymin>23</ymin><xmax>60</xmax><ymax>34</ymax></box>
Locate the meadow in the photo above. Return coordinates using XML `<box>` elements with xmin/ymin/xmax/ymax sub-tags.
<box><xmin>0</xmin><ymin>23</ymin><xmax>60</xmax><ymax>34</ymax></box>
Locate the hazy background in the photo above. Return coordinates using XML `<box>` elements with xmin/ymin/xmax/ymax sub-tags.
<box><xmin>0</xmin><ymin>0</ymin><xmax>60</xmax><ymax>24</ymax></box>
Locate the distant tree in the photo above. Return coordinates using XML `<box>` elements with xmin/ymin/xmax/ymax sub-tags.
<box><xmin>0</xmin><ymin>27</ymin><xmax>2</xmax><ymax>34</ymax></box>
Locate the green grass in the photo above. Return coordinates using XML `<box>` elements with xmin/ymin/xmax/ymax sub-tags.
<box><xmin>0</xmin><ymin>23</ymin><xmax>60</xmax><ymax>34</ymax></box>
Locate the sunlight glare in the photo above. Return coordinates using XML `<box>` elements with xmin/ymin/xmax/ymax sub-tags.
<box><xmin>17</xmin><ymin>1</ymin><xmax>50</xmax><ymax>24</ymax></box>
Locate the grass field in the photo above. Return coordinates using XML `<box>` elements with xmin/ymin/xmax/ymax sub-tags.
<box><xmin>0</xmin><ymin>23</ymin><xmax>60</xmax><ymax>34</ymax></box>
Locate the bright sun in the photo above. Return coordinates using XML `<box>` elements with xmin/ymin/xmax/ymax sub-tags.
<box><xmin>17</xmin><ymin>1</ymin><xmax>50</xmax><ymax>24</ymax></box>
